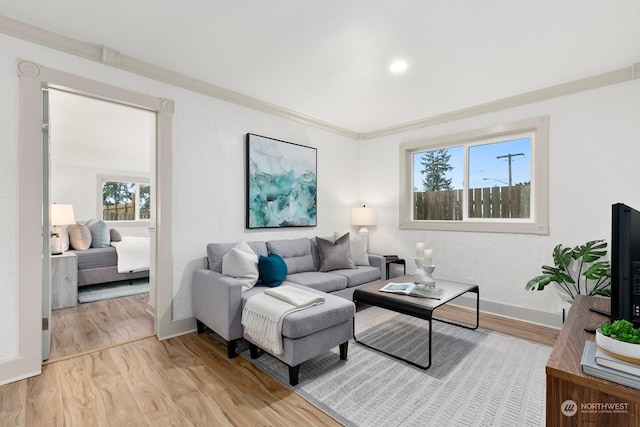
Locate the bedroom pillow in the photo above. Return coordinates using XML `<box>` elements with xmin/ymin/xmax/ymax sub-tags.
<box><xmin>222</xmin><ymin>240</ymin><xmax>259</xmax><ymax>291</ymax></box>
<box><xmin>67</xmin><ymin>223</ymin><xmax>92</xmax><ymax>251</ymax></box>
<box><xmin>110</xmin><ymin>228</ymin><xmax>122</xmax><ymax>242</ymax></box>
<box><xmin>87</xmin><ymin>219</ymin><xmax>110</xmax><ymax>248</ymax></box>
<box><xmin>316</xmin><ymin>232</ymin><xmax>356</xmax><ymax>272</ymax></box>
<box><xmin>258</xmin><ymin>253</ymin><xmax>288</xmax><ymax>287</ymax></box>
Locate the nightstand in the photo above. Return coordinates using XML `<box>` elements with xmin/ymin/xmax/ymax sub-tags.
<box><xmin>51</xmin><ymin>252</ymin><xmax>78</xmax><ymax>310</ymax></box>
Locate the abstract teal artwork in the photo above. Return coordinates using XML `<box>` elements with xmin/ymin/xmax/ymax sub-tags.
<box><xmin>246</xmin><ymin>134</ymin><xmax>317</xmax><ymax>228</ymax></box>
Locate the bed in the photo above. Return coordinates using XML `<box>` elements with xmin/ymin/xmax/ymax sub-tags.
<box><xmin>70</xmin><ymin>236</ymin><xmax>150</xmax><ymax>286</ymax></box>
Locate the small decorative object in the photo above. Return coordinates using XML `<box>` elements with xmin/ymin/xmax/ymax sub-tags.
<box><xmin>414</xmin><ymin>243</ymin><xmax>436</xmax><ymax>287</ymax></box>
<box><xmin>596</xmin><ymin>320</ymin><xmax>640</xmax><ymax>362</ymax></box>
<box><xmin>414</xmin><ymin>257</ymin><xmax>426</xmax><ymax>284</ymax></box>
<box><xmin>525</xmin><ymin>240</ymin><xmax>611</xmax><ymax>300</ymax></box>
<box><xmin>246</xmin><ymin>133</ymin><xmax>317</xmax><ymax>229</ymax></box>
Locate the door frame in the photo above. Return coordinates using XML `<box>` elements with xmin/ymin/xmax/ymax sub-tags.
<box><xmin>9</xmin><ymin>59</ymin><xmax>187</xmax><ymax>382</ymax></box>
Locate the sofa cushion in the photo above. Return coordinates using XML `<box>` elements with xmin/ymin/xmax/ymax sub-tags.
<box><xmin>285</xmin><ymin>271</ymin><xmax>348</xmax><ymax>293</ymax></box>
<box><xmin>222</xmin><ymin>240</ymin><xmax>259</xmax><ymax>291</ymax></box>
<box><xmin>316</xmin><ymin>233</ymin><xmax>355</xmax><ymax>272</ymax></box>
<box><xmin>258</xmin><ymin>254</ymin><xmax>288</xmax><ymax>287</ymax></box>
<box><xmin>266</xmin><ymin>238</ymin><xmax>315</xmax><ymax>274</ymax></box>
<box><xmin>208</xmin><ymin>241</ymin><xmax>268</xmax><ymax>273</ymax></box>
<box><xmin>331</xmin><ymin>266</ymin><xmax>381</xmax><ymax>287</ymax></box>
<box><xmin>240</xmin><ymin>284</ymin><xmax>355</xmax><ymax>339</ymax></box>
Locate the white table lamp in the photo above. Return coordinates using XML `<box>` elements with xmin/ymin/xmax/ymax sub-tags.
<box><xmin>50</xmin><ymin>204</ymin><xmax>76</xmax><ymax>255</ymax></box>
<box><xmin>351</xmin><ymin>206</ymin><xmax>377</xmax><ymax>250</ymax></box>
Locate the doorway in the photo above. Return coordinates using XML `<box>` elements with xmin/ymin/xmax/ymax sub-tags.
<box><xmin>47</xmin><ymin>88</ymin><xmax>156</xmax><ymax>361</ymax></box>
<box><xmin>15</xmin><ymin>60</ymin><xmax>187</xmax><ymax>382</ymax></box>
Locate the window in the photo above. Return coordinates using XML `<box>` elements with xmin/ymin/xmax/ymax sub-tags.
<box><xmin>400</xmin><ymin>116</ymin><xmax>548</xmax><ymax>234</ymax></box>
<box><xmin>99</xmin><ymin>174</ymin><xmax>150</xmax><ymax>223</ymax></box>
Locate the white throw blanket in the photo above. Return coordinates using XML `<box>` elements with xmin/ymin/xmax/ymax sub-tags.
<box><xmin>242</xmin><ymin>286</ymin><xmax>325</xmax><ymax>355</ymax></box>
<box><xmin>110</xmin><ymin>236</ymin><xmax>151</xmax><ymax>273</ymax></box>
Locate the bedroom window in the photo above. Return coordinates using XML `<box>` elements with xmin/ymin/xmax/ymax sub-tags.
<box><xmin>399</xmin><ymin>116</ymin><xmax>549</xmax><ymax>234</ymax></box>
<box><xmin>99</xmin><ymin>174</ymin><xmax>150</xmax><ymax>223</ymax></box>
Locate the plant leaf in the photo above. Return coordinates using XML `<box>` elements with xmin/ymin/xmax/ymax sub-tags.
<box><xmin>583</xmin><ymin>261</ymin><xmax>611</xmax><ymax>280</ymax></box>
<box><xmin>552</xmin><ymin>245</ymin><xmax>573</xmax><ymax>270</ymax></box>
<box><xmin>573</xmin><ymin>240</ymin><xmax>607</xmax><ymax>263</ymax></box>
<box><xmin>525</xmin><ymin>275</ymin><xmax>553</xmax><ymax>291</ymax></box>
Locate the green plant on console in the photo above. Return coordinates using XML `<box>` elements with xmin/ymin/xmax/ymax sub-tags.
<box><xmin>600</xmin><ymin>320</ymin><xmax>640</xmax><ymax>344</ymax></box>
<box><xmin>525</xmin><ymin>239</ymin><xmax>611</xmax><ymax>299</ymax></box>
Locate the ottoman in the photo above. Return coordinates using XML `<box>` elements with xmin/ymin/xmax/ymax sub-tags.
<box><xmin>242</xmin><ymin>287</ymin><xmax>355</xmax><ymax>385</ymax></box>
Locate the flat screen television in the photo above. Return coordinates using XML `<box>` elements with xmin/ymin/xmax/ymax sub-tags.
<box><xmin>610</xmin><ymin>202</ymin><xmax>640</xmax><ymax>327</ymax></box>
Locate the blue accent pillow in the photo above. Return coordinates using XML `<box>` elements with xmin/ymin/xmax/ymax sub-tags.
<box><xmin>86</xmin><ymin>219</ymin><xmax>110</xmax><ymax>248</ymax></box>
<box><xmin>258</xmin><ymin>253</ymin><xmax>288</xmax><ymax>287</ymax></box>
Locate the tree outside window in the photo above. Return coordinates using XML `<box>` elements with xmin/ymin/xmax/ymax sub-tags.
<box><xmin>101</xmin><ymin>178</ymin><xmax>150</xmax><ymax>222</ymax></box>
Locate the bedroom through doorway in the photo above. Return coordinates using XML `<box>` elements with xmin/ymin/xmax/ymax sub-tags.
<box><xmin>46</xmin><ymin>88</ymin><xmax>155</xmax><ymax>362</ymax></box>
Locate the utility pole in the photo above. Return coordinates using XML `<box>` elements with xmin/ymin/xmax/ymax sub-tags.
<box><xmin>496</xmin><ymin>152</ymin><xmax>524</xmax><ymax>218</ymax></box>
<box><xmin>496</xmin><ymin>152</ymin><xmax>524</xmax><ymax>187</ymax></box>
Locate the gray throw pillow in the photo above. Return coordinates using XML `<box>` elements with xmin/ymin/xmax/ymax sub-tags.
<box><xmin>110</xmin><ymin>228</ymin><xmax>122</xmax><ymax>242</ymax></box>
<box><xmin>316</xmin><ymin>232</ymin><xmax>355</xmax><ymax>272</ymax></box>
<box><xmin>67</xmin><ymin>223</ymin><xmax>92</xmax><ymax>251</ymax></box>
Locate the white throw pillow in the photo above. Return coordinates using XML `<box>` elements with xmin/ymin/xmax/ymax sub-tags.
<box><xmin>334</xmin><ymin>231</ymin><xmax>370</xmax><ymax>266</ymax></box>
<box><xmin>222</xmin><ymin>240</ymin><xmax>259</xmax><ymax>291</ymax></box>
<box><xmin>350</xmin><ymin>237</ymin><xmax>370</xmax><ymax>266</ymax></box>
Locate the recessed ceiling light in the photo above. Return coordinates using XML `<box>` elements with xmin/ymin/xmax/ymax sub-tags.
<box><xmin>390</xmin><ymin>60</ymin><xmax>408</xmax><ymax>73</ymax></box>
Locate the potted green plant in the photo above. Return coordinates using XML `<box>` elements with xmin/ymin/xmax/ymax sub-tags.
<box><xmin>596</xmin><ymin>320</ymin><xmax>640</xmax><ymax>361</ymax></box>
<box><xmin>525</xmin><ymin>239</ymin><xmax>611</xmax><ymax>299</ymax></box>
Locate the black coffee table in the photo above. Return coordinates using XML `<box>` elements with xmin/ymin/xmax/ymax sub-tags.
<box><xmin>352</xmin><ymin>275</ymin><xmax>479</xmax><ymax>369</ymax></box>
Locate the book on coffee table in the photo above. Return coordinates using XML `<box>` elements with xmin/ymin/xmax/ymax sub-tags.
<box><xmin>380</xmin><ymin>282</ymin><xmax>415</xmax><ymax>294</ymax></box>
<box><xmin>379</xmin><ymin>282</ymin><xmax>445</xmax><ymax>300</ymax></box>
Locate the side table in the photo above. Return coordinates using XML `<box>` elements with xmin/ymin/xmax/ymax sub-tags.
<box><xmin>384</xmin><ymin>256</ymin><xmax>406</xmax><ymax>279</ymax></box>
<box><xmin>51</xmin><ymin>252</ymin><xmax>78</xmax><ymax>310</ymax></box>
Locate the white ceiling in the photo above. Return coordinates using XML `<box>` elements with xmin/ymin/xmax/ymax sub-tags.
<box><xmin>1</xmin><ymin>1</ymin><xmax>639</xmax><ymax>134</ymax></box>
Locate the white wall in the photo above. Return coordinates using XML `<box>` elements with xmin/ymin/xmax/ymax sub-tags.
<box><xmin>0</xmin><ymin>33</ymin><xmax>360</xmax><ymax>361</ymax></box>
<box><xmin>361</xmin><ymin>79</ymin><xmax>640</xmax><ymax>325</ymax></box>
<box><xmin>50</xmin><ymin>90</ymin><xmax>154</xmax><ymax>237</ymax></box>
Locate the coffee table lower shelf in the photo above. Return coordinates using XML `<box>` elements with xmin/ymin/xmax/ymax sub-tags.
<box><xmin>353</xmin><ymin>277</ymin><xmax>479</xmax><ymax>369</ymax></box>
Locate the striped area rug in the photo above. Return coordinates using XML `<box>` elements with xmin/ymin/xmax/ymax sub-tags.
<box><xmin>238</xmin><ymin>305</ymin><xmax>551</xmax><ymax>427</ymax></box>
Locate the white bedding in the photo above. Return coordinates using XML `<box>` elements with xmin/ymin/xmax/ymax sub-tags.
<box><xmin>110</xmin><ymin>236</ymin><xmax>150</xmax><ymax>273</ymax></box>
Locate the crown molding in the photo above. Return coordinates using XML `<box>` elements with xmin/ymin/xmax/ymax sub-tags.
<box><xmin>362</xmin><ymin>64</ymin><xmax>639</xmax><ymax>140</ymax></box>
<box><xmin>0</xmin><ymin>15</ymin><xmax>359</xmax><ymax>140</ymax></box>
<box><xmin>0</xmin><ymin>15</ymin><xmax>637</xmax><ymax>142</ymax></box>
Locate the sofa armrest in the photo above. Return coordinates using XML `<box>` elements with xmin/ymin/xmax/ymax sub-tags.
<box><xmin>367</xmin><ymin>253</ymin><xmax>385</xmax><ymax>279</ymax></box>
<box><xmin>192</xmin><ymin>269</ymin><xmax>244</xmax><ymax>342</ymax></box>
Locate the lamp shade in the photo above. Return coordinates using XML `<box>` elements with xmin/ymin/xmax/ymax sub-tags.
<box><xmin>51</xmin><ymin>204</ymin><xmax>76</xmax><ymax>225</ymax></box>
<box><xmin>351</xmin><ymin>207</ymin><xmax>377</xmax><ymax>226</ymax></box>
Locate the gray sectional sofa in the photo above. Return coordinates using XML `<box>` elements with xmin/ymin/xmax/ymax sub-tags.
<box><xmin>192</xmin><ymin>236</ymin><xmax>384</xmax><ymax>383</ymax></box>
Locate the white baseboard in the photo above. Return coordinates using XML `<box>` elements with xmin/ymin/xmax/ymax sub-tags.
<box><xmin>449</xmin><ymin>294</ymin><xmax>563</xmax><ymax>330</ymax></box>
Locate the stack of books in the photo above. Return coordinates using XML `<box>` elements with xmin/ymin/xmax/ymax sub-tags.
<box><xmin>581</xmin><ymin>340</ymin><xmax>640</xmax><ymax>390</ymax></box>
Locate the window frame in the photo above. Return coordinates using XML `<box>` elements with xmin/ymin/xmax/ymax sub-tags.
<box><xmin>97</xmin><ymin>174</ymin><xmax>150</xmax><ymax>226</ymax></box>
<box><xmin>399</xmin><ymin>116</ymin><xmax>549</xmax><ymax>234</ymax></box>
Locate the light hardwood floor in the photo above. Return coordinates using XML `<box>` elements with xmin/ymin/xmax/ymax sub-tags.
<box><xmin>1</xmin><ymin>296</ymin><xmax>559</xmax><ymax>426</ymax></box>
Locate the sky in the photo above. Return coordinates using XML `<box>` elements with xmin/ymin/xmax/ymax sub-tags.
<box><xmin>413</xmin><ymin>137</ymin><xmax>531</xmax><ymax>190</ymax></box>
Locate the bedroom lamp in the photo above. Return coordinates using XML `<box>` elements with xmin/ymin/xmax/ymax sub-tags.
<box><xmin>50</xmin><ymin>203</ymin><xmax>76</xmax><ymax>255</ymax></box>
<box><xmin>351</xmin><ymin>206</ymin><xmax>377</xmax><ymax>250</ymax></box>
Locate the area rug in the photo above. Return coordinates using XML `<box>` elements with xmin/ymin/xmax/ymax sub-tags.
<box><xmin>77</xmin><ymin>279</ymin><xmax>149</xmax><ymax>303</ymax></box>
<box><xmin>236</xmin><ymin>306</ymin><xmax>551</xmax><ymax>427</ymax></box>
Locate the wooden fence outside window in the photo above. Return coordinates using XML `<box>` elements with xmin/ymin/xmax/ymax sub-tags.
<box><xmin>414</xmin><ymin>184</ymin><xmax>530</xmax><ymax>220</ymax></box>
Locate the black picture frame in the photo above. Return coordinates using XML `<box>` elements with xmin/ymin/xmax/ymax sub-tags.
<box><xmin>246</xmin><ymin>133</ymin><xmax>317</xmax><ymax>229</ymax></box>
